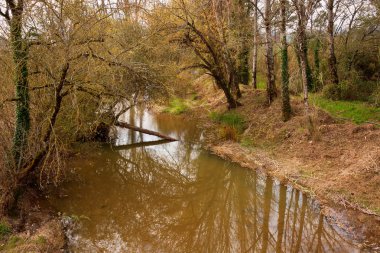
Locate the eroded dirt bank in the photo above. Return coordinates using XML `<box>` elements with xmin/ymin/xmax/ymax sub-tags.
<box><xmin>187</xmin><ymin>85</ymin><xmax>380</xmax><ymax>249</ymax></box>
<box><xmin>0</xmin><ymin>188</ymin><xmax>66</xmax><ymax>252</ymax></box>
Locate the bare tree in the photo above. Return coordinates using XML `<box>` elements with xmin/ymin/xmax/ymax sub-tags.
<box><xmin>280</xmin><ymin>0</ymin><xmax>291</xmax><ymax>121</ymax></box>
<box><xmin>252</xmin><ymin>0</ymin><xmax>259</xmax><ymax>89</ymax></box>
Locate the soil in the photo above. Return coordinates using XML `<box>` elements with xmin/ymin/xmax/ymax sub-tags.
<box><xmin>189</xmin><ymin>83</ymin><xmax>380</xmax><ymax>249</ymax></box>
<box><xmin>0</xmin><ymin>188</ymin><xmax>66</xmax><ymax>253</ymax></box>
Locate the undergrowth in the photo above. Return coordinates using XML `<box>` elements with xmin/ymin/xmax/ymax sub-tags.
<box><xmin>210</xmin><ymin>111</ymin><xmax>245</xmax><ymax>141</ymax></box>
<box><xmin>163</xmin><ymin>98</ymin><xmax>188</xmax><ymax>115</ymax></box>
<box><xmin>0</xmin><ymin>222</ymin><xmax>11</xmax><ymax>238</ymax></box>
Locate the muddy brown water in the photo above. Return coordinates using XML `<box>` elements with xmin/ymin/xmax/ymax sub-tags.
<box><xmin>49</xmin><ymin>107</ymin><xmax>365</xmax><ymax>252</ymax></box>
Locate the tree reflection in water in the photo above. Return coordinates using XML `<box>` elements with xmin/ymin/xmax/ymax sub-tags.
<box><xmin>50</xmin><ymin>108</ymin><xmax>360</xmax><ymax>253</ymax></box>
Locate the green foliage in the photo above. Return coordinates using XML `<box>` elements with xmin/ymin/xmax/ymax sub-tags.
<box><xmin>313</xmin><ymin>38</ymin><xmax>320</xmax><ymax>77</ymax></box>
<box><xmin>310</xmin><ymin>94</ymin><xmax>380</xmax><ymax>124</ymax></box>
<box><xmin>210</xmin><ymin>111</ymin><xmax>245</xmax><ymax>141</ymax></box>
<box><xmin>322</xmin><ymin>83</ymin><xmax>342</xmax><ymax>100</ymax></box>
<box><xmin>256</xmin><ymin>74</ymin><xmax>266</xmax><ymax>90</ymax></box>
<box><xmin>12</xmin><ymin>46</ymin><xmax>30</xmax><ymax>168</ymax></box>
<box><xmin>0</xmin><ymin>222</ymin><xmax>11</xmax><ymax>238</ymax></box>
<box><xmin>210</xmin><ymin>111</ymin><xmax>245</xmax><ymax>132</ymax></box>
<box><xmin>323</xmin><ymin>78</ymin><xmax>378</xmax><ymax>101</ymax></box>
<box><xmin>163</xmin><ymin>98</ymin><xmax>188</xmax><ymax>115</ymax></box>
<box><xmin>238</xmin><ymin>44</ymin><xmax>250</xmax><ymax>85</ymax></box>
<box><xmin>369</xmin><ymin>86</ymin><xmax>380</xmax><ymax>107</ymax></box>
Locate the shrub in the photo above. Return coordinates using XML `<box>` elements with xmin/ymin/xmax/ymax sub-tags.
<box><xmin>323</xmin><ymin>78</ymin><xmax>377</xmax><ymax>101</ymax></box>
<box><xmin>322</xmin><ymin>83</ymin><xmax>342</xmax><ymax>100</ymax></box>
<box><xmin>369</xmin><ymin>86</ymin><xmax>380</xmax><ymax>107</ymax></box>
<box><xmin>210</xmin><ymin>111</ymin><xmax>245</xmax><ymax>132</ymax></box>
<box><xmin>0</xmin><ymin>222</ymin><xmax>11</xmax><ymax>238</ymax></box>
<box><xmin>211</xmin><ymin>111</ymin><xmax>245</xmax><ymax>141</ymax></box>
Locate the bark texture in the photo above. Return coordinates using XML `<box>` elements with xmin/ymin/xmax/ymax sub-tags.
<box><xmin>327</xmin><ymin>0</ymin><xmax>339</xmax><ymax>85</ymax></box>
<box><xmin>280</xmin><ymin>0</ymin><xmax>291</xmax><ymax>121</ymax></box>
<box><xmin>264</xmin><ymin>0</ymin><xmax>277</xmax><ymax>105</ymax></box>
<box><xmin>252</xmin><ymin>0</ymin><xmax>258</xmax><ymax>89</ymax></box>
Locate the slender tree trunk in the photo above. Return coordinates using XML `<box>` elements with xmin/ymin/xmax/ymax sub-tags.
<box><xmin>252</xmin><ymin>0</ymin><xmax>258</xmax><ymax>89</ymax></box>
<box><xmin>327</xmin><ymin>0</ymin><xmax>339</xmax><ymax>85</ymax></box>
<box><xmin>313</xmin><ymin>38</ymin><xmax>320</xmax><ymax>79</ymax></box>
<box><xmin>296</xmin><ymin>0</ymin><xmax>310</xmax><ymax>107</ymax></box>
<box><xmin>280</xmin><ymin>0</ymin><xmax>291</xmax><ymax>121</ymax></box>
<box><xmin>10</xmin><ymin>3</ymin><xmax>30</xmax><ymax>169</ymax></box>
<box><xmin>238</xmin><ymin>40</ymin><xmax>250</xmax><ymax>85</ymax></box>
<box><xmin>313</xmin><ymin>38</ymin><xmax>320</xmax><ymax>76</ymax></box>
<box><xmin>264</xmin><ymin>0</ymin><xmax>277</xmax><ymax>105</ymax></box>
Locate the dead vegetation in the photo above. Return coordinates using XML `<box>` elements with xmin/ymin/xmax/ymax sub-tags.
<box><xmin>0</xmin><ymin>188</ymin><xmax>65</xmax><ymax>252</ymax></box>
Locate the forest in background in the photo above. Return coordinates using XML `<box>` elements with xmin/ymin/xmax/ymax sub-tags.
<box><xmin>0</xmin><ymin>0</ymin><xmax>379</xmax><ymax>250</ymax></box>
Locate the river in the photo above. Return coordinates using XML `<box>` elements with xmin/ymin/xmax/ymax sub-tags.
<box><xmin>49</xmin><ymin>106</ymin><xmax>362</xmax><ymax>252</ymax></box>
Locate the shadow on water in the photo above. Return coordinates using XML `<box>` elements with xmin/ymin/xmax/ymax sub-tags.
<box><xmin>49</xmin><ymin>106</ymin><xmax>361</xmax><ymax>253</ymax></box>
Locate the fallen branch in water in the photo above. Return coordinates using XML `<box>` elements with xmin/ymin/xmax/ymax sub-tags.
<box><xmin>112</xmin><ymin>140</ymin><xmax>172</xmax><ymax>150</ymax></box>
<box><xmin>114</xmin><ymin>121</ymin><xmax>178</xmax><ymax>142</ymax></box>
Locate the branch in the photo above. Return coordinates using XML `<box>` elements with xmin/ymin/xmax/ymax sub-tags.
<box><xmin>180</xmin><ymin>64</ymin><xmax>209</xmax><ymax>71</ymax></box>
<box><xmin>0</xmin><ymin>8</ymin><xmax>10</xmax><ymax>20</ymax></box>
<box><xmin>248</xmin><ymin>0</ymin><xmax>265</xmax><ymax>19</ymax></box>
<box><xmin>115</xmin><ymin>121</ymin><xmax>178</xmax><ymax>142</ymax></box>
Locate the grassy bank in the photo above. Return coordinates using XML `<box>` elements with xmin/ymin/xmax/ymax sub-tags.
<box><xmin>309</xmin><ymin>94</ymin><xmax>380</xmax><ymax>124</ymax></box>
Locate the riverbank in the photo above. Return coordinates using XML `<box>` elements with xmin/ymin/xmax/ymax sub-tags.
<box><xmin>179</xmin><ymin>84</ymin><xmax>380</xmax><ymax>249</ymax></box>
<box><xmin>0</xmin><ymin>188</ymin><xmax>65</xmax><ymax>252</ymax></box>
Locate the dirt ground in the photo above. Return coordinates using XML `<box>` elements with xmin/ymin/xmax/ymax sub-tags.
<box><xmin>190</xmin><ymin>84</ymin><xmax>380</xmax><ymax>248</ymax></box>
<box><xmin>0</xmin><ymin>188</ymin><xmax>65</xmax><ymax>253</ymax></box>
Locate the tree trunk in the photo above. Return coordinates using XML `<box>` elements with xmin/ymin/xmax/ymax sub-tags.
<box><xmin>264</xmin><ymin>0</ymin><xmax>277</xmax><ymax>105</ymax></box>
<box><xmin>280</xmin><ymin>0</ymin><xmax>291</xmax><ymax>121</ymax></box>
<box><xmin>327</xmin><ymin>0</ymin><xmax>339</xmax><ymax>85</ymax></box>
<box><xmin>10</xmin><ymin>3</ymin><xmax>30</xmax><ymax>169</ymax></box>
<box><xmin>252</xmin><ymin>0</ymin><xmax>258</xmax><ymax>89</ymax></box>
<box><xmin>296</xmin><ymin>0</ymin><xmax>310</xmax><ymax>107</ymax></box>
<box><xmin>238</xmin><ymin>40</ymin><xmax>250</xmax><ymax>85</ymax></box>
<box><xmin>218</xmin><ymin>79</ymin><xmax>242</xmax><ymax>109</ymax></box>
<box><xmin>313</xmin><ymin>38</ymin><xmax>320</xmax><ymax>78</ymax></box>
<box><xmin>114</xmin><ymin>122</ymin><xmax>178</xmax><ymax>141</ymax></box>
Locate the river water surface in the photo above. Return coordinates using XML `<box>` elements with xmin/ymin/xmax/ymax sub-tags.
<box><xmin>49</xmin><ymin>107</ymin><xmax>362</xmax><ymax>252</ymax></box>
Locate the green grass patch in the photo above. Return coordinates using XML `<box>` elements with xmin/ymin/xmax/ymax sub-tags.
<box><xmin>35</xmin><ymin>236</ymin><xmax>47</xmax><ymax>245</ymax></box>
<box><xmin>0</xmin><ymin>236</ymin><xmax>23</xmax><ymax>250</ymax></box>
<box><xmin>163</xmin><ymin>98</ymin><xmax>188</xmax><ymax>115</ymax></box>
<box><xmin>256</xmin><ymin>74</ymin><xmax>266</xmax><ymax>90</ymax></box>
<box><xmin>210</xmin><ymin>111</ymin><xmax>245</xmax><ymax>132</ymax></box>
<box><xmin>240</xmin><ymin>137</ymin><xmax>254</xmax><ymax>148</ymax></box>
<box><xmin>0</xmin><ymin>222</ymin><xmax>11</xmax><ymax>238</ymax></box>
<box><xmin>310</xmin><ymin>94</ymin><xmax>380</xmax><ymax>124</ymax></box>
